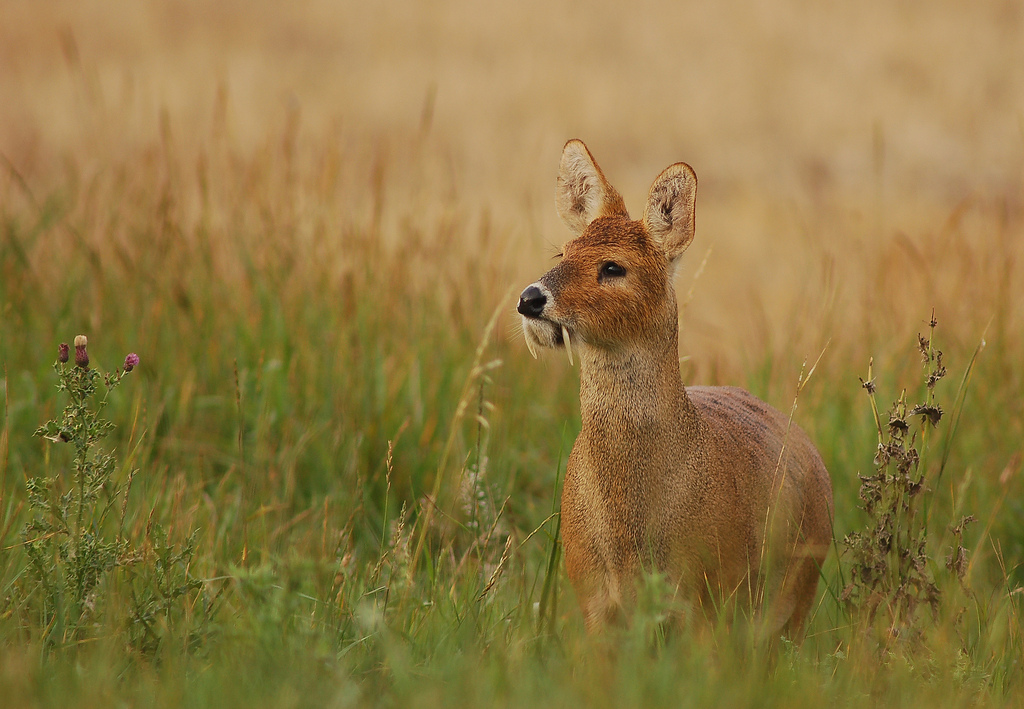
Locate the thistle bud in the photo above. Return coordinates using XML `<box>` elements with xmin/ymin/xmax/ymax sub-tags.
<box><xmin>124</xmin><ymin>353</ymin><xmax>140</xmax><ymax>373</ymax></box>
<box><xmin>74</xmin><ymin>335</ymin><xmax>89</xmax><ymax>368</ymax></box>
<box><xmin>58</xmin><ymin>343</ymin><xmax>70</xmax><ymax>363</ymax></box>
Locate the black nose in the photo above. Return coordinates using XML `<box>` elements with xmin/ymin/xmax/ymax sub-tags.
<box><xmin>517</xmin><ymin>285</ymin><xmax>547</xmax><ymax>318</ymax></box>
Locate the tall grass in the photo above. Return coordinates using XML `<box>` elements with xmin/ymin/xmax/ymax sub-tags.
<box><xmin>2</xmin><ymin>1</ymin><xmax>1024</xmax><ymax>706</ymax></box>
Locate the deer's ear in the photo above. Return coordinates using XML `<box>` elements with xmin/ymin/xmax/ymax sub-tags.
<box><xmin>643</xmin><ymin>163</ymin><xmax>697</xmax><ymax>262</ymax></box>
<box><xmin>556</xmin><ymin>140</ymin><xmax>629</xmax><ymax>236</ymax></box>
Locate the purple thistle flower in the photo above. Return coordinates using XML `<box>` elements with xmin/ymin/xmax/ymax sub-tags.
<box><xmin>124</xmin><ymin>353</ymin><xmax>140</xmax><ymax>373</ymax></box>
<box><xmin>58</xmin><ymin>343</ymin><xmax>70</xmax><ymax>364</ymax></box>
<box><xmin>74</xmin><ymin>335</ymin><xmax>89</xmax><ymax>368</ymax></box>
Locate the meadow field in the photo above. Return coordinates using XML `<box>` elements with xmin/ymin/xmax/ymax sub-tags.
<box><xmin>1</xmin><ymin>1</ymin><xmax>1023</xmax><ymax>706</ymax></box>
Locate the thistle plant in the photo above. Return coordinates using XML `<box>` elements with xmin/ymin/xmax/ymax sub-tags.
<box><xmin>22</xmin><ymin>336</ymin><xmax>204</xmax><ymax>650</ymax></box>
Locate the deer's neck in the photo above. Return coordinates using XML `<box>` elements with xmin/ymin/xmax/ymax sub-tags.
<box><xmin>577</xmin><ymin>326</ymin><xmax>698</xmax><ymax>442</ymax></box>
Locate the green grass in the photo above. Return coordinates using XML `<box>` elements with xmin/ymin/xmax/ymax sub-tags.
<box><xmin>1</xmin><ymin>121</ymin><xmax>1023</xmax><ymax>708</ymax></box>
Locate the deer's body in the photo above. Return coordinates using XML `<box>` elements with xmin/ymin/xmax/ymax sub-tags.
<box><xmin>518</xmin><ymin>141</ymin><xmax>833</xmax><ymax>636</ymax></box>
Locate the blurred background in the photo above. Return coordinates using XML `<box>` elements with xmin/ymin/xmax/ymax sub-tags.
<box><xmin>5</xmin><ymin>0</ymin><xmax>1023</xmax><ymax>191</ymax></box>
<box><xmin>3</xmin><ymin>0</ymin><xmax>1022</xmax><ymax>355</ymax></box>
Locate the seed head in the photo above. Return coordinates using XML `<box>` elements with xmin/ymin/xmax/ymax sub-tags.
<box><xmin>124</xmin><ymin>353</ymin><xmax>140</xmax><ymax>373</ymax></box>
<box><xmin>74</xmin><ymin>335</ymin><xmax>89</xmax><ymax>368</ymax></box>
<box><xmin>58</xmin><ymin>343</ymin><xmax>70</xmax><ymax>364</ymax></box>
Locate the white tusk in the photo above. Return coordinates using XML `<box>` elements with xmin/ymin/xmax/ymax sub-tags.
<box><xmin>562</xmin><ymin>325</ymin><xmax>574</xmax><ymax>366</ymax></box>
<box><xmin>524</xmin><ymin>334</ymin><xmax>538</xmax><ymax>359</ymax></box>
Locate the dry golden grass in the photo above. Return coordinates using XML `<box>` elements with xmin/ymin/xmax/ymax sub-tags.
<box><xmin>4</xmin><ymin>0</ymin><xmax>1021</xmax><ymax>371</ymax></box>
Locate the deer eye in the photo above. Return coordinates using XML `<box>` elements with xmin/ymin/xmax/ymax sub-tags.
<box><xmin>599</xmin><ymin>261</ymin><xmax>626</xmax><ymax>280</ymax></box>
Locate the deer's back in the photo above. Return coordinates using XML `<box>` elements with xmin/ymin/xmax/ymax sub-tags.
<box><xmin>679</xmin><ymin>386</ymin><xmax>833</xmax><ymax>585</ymax></box>
<box><xmin>686</xmin><ymin>385</ymin><xmax>832</xmax><ymax>515</ymax></box>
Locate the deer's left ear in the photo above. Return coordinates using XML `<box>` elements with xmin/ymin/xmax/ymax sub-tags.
<box><xmin>556</xmin><ymin>139</ymin><xmax>629</xmax><ymax>236</ymax></box>
<box><xmin>643</xmin><ymin>162</ymin><xmax>697</xmax><ymax>263</ymax></box>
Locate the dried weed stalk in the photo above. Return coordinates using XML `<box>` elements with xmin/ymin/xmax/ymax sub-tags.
<box><xmin>843</xmin><ymin>313</ymin><xmax>975</xmax><ymax>646</ymax></box>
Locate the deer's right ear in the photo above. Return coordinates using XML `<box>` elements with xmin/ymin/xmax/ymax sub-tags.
<box><xmin>643</xmin><ymin>162</ymin><xmax>697</xmax><ymax>262</ymax></box>
<box><xmin>556</xmin><ymin>140</ymin><xmax>629</xmax><ymax>236</ymax></box>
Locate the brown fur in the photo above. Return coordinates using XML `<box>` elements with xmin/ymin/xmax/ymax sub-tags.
<box><xmin>518</xmin><ymin>140</ymin><xmax>833</xmax><ymax>637</ymax></box>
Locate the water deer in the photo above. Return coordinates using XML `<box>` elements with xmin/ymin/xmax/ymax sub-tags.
<box><xmin>517</xmin><ymin>140</ymin><xmax>833</xmax><ymax>638</ymax></box>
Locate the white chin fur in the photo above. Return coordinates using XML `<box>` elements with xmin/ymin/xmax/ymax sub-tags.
<box><xmin>522</xmin><ymin>317</ymin><xmax>566</xmax><ymax>359</ymax></box>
